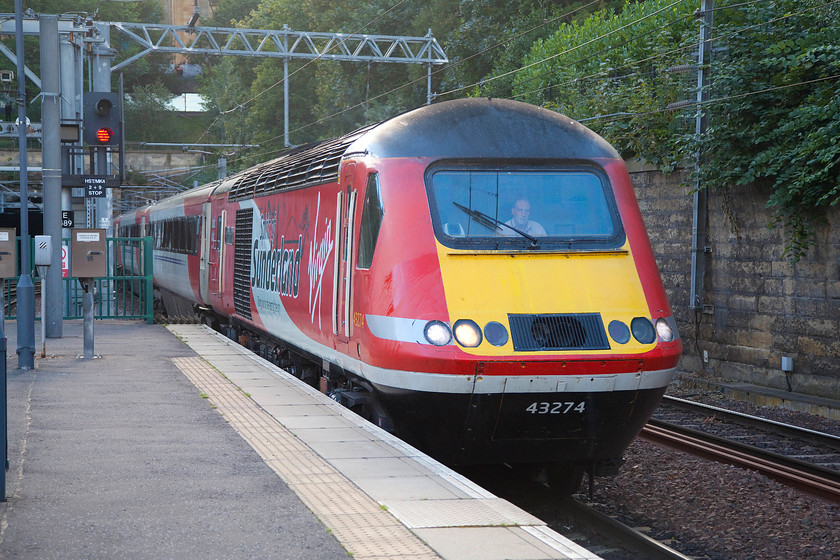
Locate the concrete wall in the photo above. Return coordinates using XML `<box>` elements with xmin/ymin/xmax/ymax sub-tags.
<box><xmin>124</xmin><ymin>150</ymin><xmax>203</xmax><ymax>179</ymax></box>
<box><xmin>631</xmin><ymin>166</ymin><xmax>840</xmax><ymax>399</ymax></box>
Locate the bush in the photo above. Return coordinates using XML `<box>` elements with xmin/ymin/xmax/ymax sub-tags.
<box><xmin>698</xmin><ymin>0</ymin><xmax>840</xmax><ymax>260</ymax></box>
<box><xmin>510</xmin><ymin>0</ymin><xmax>699</xmax><ymax>171</ymax></box>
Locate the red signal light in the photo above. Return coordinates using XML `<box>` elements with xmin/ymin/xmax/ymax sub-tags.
<box><xmin>96</xmin><ymin>127</ymin><xmax>113</xmax><ymax>143</ymax></box>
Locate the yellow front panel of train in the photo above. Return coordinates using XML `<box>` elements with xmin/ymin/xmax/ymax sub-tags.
<box><xmin>436</xmin><ymin>243</ymin><xmax>653</xmax><ymax>356</ymax></box>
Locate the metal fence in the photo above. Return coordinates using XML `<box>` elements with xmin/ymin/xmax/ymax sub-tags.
<box><xmin>2</xmin><ymin>236</ymin><xmax>154</xmax><ymax>323</ymax></box>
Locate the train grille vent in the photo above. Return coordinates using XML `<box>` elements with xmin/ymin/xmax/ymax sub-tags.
<box><xmin>508</xmin><ymin>313</ymin><xmax>610</xmax><ymax>351</ymax></box>
<box><xmin>233</xmin><ymin>208</ymin><xmax>253</xmax><ymax>320</ymax></box>
<box><xmin>228</xmin><ymin>123</ymin><xmax>378</xmax><ymax>201</ymax></box>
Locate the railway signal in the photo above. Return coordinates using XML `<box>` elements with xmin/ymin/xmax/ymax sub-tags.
<box><xmin>83</xmin><ymin>92</ymin><xmax>122</xmax><ymax>147</ymax></box>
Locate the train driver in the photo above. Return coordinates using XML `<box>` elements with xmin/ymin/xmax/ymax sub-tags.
<box><xmin>501</xmin><ymin>197</ymin><xmax>547</xmax><ymax>236</ymax></box>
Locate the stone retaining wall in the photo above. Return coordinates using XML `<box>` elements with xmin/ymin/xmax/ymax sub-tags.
<box><xmin>631</xmin><ymin>167</ymin><xmax>840</xmax><ymax>399</ymax></box>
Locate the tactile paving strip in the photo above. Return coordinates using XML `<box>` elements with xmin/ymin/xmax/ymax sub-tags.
<box><xmin>172</xmin><ymin>355</ymin><xmax>440</xmax><ymax>560</ymax></box>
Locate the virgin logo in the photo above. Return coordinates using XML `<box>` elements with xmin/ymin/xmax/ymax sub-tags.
<box><xmin>308</xmin><ymin>193</ymin><xmax>334</xmax><ymax>328</ymax></box>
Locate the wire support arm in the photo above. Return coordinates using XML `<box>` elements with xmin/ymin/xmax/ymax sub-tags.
<box><xmin>109</xmin><ymin>22</ymin><xmax>448</xmax><ymax>71</ymax></box>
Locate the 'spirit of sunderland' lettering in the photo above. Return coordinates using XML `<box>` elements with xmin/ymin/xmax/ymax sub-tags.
<box><xmin>251</xmin><ymin>235</ymin><xmax>302</xmax><ymax>298</ymax></box>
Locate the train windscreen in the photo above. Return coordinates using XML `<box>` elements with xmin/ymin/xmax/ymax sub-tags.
<box><xmin>425</xmin><ymin>164</ymin><xmax>625</xmax><ymax>250</ymax></box>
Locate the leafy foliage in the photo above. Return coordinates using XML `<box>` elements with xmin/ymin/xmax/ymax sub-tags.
<box><xmin>443</xmin><ymin>0</ymin><xmax>624</xmax><ymax>99</ymax></box>
<box><xmin>509</xmin><ymin>0</ymin><xmax>699</xmax><ymax>171</ymax></box>
<box><xmin>504</xmin><ymin>0</ymin><xmax>838</xmax><ymax>260</ymax></box>
<box><xmin>697</xmin><ymin>0</ymin><xmax>840</xmax><ymax>260</ymax></box>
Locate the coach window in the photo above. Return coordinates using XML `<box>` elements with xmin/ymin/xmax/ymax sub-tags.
<box><xmin>162</xmin><ymin>220</ymin><xmax>171</xmax><ymax>250</ymax></box>
<box><xmin>357</xmin><ymin>173</ymin><xmax>383</xmax><ymax>269</ymax></box>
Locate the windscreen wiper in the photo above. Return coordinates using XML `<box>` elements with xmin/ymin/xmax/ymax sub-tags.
<box><xmin>452</xmin><ymin>202</ymin><xmax>539</xmax><ymax>247</ymax></box>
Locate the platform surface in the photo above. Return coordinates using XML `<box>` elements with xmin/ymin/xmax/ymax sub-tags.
<box><xmin>0</xmin><ymin>320</ymin><xmax>600</xmax><ymax>560</ymax></box>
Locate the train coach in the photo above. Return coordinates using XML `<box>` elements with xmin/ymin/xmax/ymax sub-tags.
<box><xmin>116</xmin><ymin>98</ymin><xmax>682</xmax><ymax>492</ymax></box>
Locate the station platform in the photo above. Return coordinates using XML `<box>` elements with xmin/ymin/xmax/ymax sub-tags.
<box><xmin>0</xmin><ymin>320</ymin><xmax>599</xmax><ymax>560</ymax></box>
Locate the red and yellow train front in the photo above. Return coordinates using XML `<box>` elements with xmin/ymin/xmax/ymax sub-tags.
<box><xmin>356</xmin><ymin>152</ymin><xmax>681</xmax><ymax>472</ymax></box>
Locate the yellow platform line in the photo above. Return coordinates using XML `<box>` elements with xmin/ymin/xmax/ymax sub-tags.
<box><xmin>172</xmin><ymin>355</ymin><xmax>440</xmax><ymax>560</ymax></box>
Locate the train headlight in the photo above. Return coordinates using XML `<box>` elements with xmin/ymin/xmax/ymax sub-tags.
<box><xmin>630</xmin><ymin>317</ymin><xmax>656</xmax><ymax>344</ymax></box>
<box><xmin>484</xmin><ymin>321</ymin><xmax>509</xmax><ymax>347</ymax></box>
<box><xmin>655</xmin><ymin>318</ymin><xmax>675</xmax><ymax>342</ymax></box>
<box><xmin>424</xmin><ymin>320</ymin><xmax>452</xmax><ymax>346</ymax></box>
<box><xmin>608</xmin><ymin>320</ymin><xmax>631</xmax><ymax>344</ymax></box>
<box><xmin>453</xmin><ymin>319</ymin><xmax>482</xmax><ymax>347</ymax></box>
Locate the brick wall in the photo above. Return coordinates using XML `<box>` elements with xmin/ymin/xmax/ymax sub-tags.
<box><xmin>631</xmin><ymin>167</ymin><xmax>840</xmax><ymax>399</ymax></box>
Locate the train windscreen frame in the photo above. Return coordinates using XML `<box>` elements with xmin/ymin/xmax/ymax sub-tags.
<box><xmin>425</xmin><ymin>161</ymin><xmax>625</xmax><ymax>251</ymax></box>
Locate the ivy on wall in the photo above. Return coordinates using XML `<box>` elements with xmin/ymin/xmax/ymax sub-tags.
<box><xmin>698</xmin><ymin>0</ymin><xmax>840</xmax><ymax>261</ymax></box>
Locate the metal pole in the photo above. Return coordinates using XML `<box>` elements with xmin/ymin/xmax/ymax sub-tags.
<box><xmin>427</xmin><ymin>63</ymin><xmax>432</xmax><ymax>105</ymax></box>
<box><xmin>14</xmin><ymin>0</ymin><xmax>34</xmax><ymax>370</ymax></box>
<box><xmin>283</xmin><ymin>25</ymin><xmax>290</xmax><ymax>147</ymax></box>
<box><xmin>426</xmin><ymin>30</ymin><xmax>433</xmax><ymax>105</ymax></box>
<box><xmin>0</xmin><ymin>325</ymin><xmax>6</xmax><ymax>501</ymax></box>
<box><xmin>82</xmin><ymin>279</ymin><xmax>94</xmax><ymax>358</ymax></box>
<box><xmin>60</xmin><ymin>31</ymin><xmax>79</xmax><ymax>290</ymax></box>
<box><xmin>92</xmin><ymin>23</ymin><xmax>113</xmax><ymax>234</ymax></box>
<box><xmin>38</xmin><ymin>266</ymin><xmax>46</xmax><ymax>357</ymax></box>
<box><xmin>41</xmin><ymin>15</ymin><xmax>63</xmax><ymax>338</ymax></box>
<box><xmin>143</xmin><ymin>236</ymin><xmax>153</xmax><ymax>324</ymax></box>
<box><xmin>690</xmin><ymin>0</ymin><xmax>713</xmax><ymax>310</ymax></box>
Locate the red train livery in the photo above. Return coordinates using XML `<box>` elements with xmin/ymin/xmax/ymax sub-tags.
<box><xmin>116</xmin><ymin>98</ymin><xmax>682</xmax><ymax>491</ymax></box>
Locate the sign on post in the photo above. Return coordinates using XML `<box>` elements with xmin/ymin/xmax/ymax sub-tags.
<box><xmin>83</xmin><ymin>176</ymin><xmax>107</xmax><ymax>198</ymax></box>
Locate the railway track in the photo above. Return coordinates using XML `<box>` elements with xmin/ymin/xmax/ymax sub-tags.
<box><xmin>3</xmin><ymin>281</ymin><xmax>42</xmax><ymax>317</ymax></box>
<box><xmin>460</xmin><ymin>463</ymin><xmax>693</xmax><ymax>560</ymax></box>
<box><xmin>556</xmin><ymin>497</ymin><xmax>693</xmax><ymax>560</ymax></box>
<box><xmin>641</xmin><ymin>396</ymin><xmax>840</xmax><ymax>503</ymax></box>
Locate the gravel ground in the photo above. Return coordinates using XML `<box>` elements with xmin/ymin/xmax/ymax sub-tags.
<box><xmin>572</xmin><ymin>383</ymin><xmax>840</xmax><ymax>560</ymax></box>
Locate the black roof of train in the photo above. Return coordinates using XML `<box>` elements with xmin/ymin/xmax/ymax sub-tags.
<box><xmin>350</xmin><ymin>97</ymin><xmax>619</xmax><ymax>160</ymax></box>
<box><xmin>228</xmin><ymin>98</ymin><xmax>619</xmax><ymax>201</ymax></box>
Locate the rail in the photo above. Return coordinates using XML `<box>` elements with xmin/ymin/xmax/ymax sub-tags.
<box><xmin>557</xmin><ymin>497</ymin><xmax>694</xmax><ymax>560</ymax></box>
<box><xmin>639</xmin><ymin>419</ymin><xmax>840</xmax><ymax>504</ymax></box>
<box><xmin>660</xmin><ymin>395</ymin><xmax>840</xmax><ymax>448</ymax></box>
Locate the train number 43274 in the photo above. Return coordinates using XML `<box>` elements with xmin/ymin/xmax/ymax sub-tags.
<box><xmin>525</xmin><ymin>401</ymin><xmax>586</xmax><ymax>414</ymax></box>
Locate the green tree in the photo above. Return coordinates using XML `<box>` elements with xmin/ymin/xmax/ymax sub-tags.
<box><xmin>697</xmin><ymin>0</ymin><xmax>840</xmax><ymax>260</ymax></box>
<box><xmin>441</xmin><ymin>0</ymin><xmax>623</xmax><ymax>99</ymax></box>
<box><xmin>123</xmin><ymin>82</ymin><xmax>179</xmax><ymax>143</ymax></box>
<box><xmin>198</xmin><ymin>0</ymin><xmax>459</xmax><ymax>169</ymax></box>
<box><xmin>509</xmin><ymin>0</ymin><xmax>698</xmax><ymax>170</ymax></box>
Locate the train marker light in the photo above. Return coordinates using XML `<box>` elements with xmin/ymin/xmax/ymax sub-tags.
<box><xmin>631</xmin><ymin>317</ymin><xmax>656</xmax><ymax>344</ymax></box>
<box><xmin>608</xmin><ymin>320</ymin><xmax>631</xmax><ymax>344</ymax></box>
<box><xmin>484</xmin><ymin>321</ymin><xmax>509</xmax><ymax>347</ymax></box>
